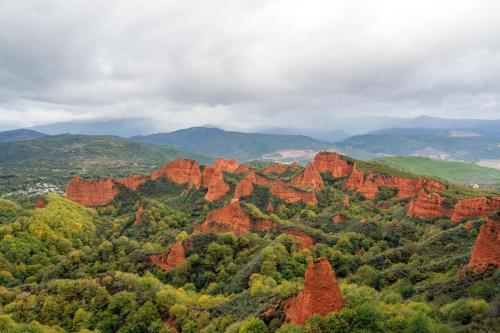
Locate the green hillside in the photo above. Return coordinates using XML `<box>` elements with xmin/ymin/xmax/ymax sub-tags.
<box><xmin>376</xmin><ymin>156</ymin><xmax>500</xmax><ymax>190</ymax></box>
<box><xmin>0</xmin><ymin>155</ymin><xmax>498</xmax><ymax>332</ymax></box>
<box><xmin>0</xmin><ymin>134</ymin><xmax>212</xmax><ymax>194</ymax></box>
<box><xmin>131</xmin><ymin>127</ymin><xmax>331</xmax><ymax>161</ymax></box>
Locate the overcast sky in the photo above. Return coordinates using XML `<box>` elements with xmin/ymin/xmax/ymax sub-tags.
<box><xmin>1</xmin><ymin>0</ymin><xmax>500</xmax><ymax>131</ymax></box>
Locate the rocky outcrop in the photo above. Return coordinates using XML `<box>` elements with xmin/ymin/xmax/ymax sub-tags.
<box><xmin>263</xmin><ymin>164</ymin><xmax>289</xmax><ymax>175</ymax></box>
<box><xmin>284</xmin><ymin>229</ymin><xmax>314</xmax><ymax>250</ymax></box>
<box><xmin>284</xmin><ymin>258</ymin><xmax>343</xmax><ymax>325</ymax></box>
<box><xmin>204</xmin><ymin>167</ymin><xmax>230</xmax><ymax>202</ymax></box>
<box><xmin>451</xmin><ymin>197</ymin><xmax>500</xmax><ymax>222</ymax></box>
<box><xmin>33</xmin><ymin>196</ymin><xmax>46</xmax><ymax>209</ymax></box>
<box><xmin>344</xmin><ymin>165</ymin><xmax>379</xmax><ymax>199</ymax></box>
<box><xmin>115</xmin><ymin>174</ymin><xmax>149</xmax><ymax>191</ymax></box>
<box><xmin>66</xmin><ymin>176</ymin><xmax>119</xmax><ymax>206</ymax></box>
<box><xmin>135</xmin><ymin>204</ymin><xmax>144</xmax><ymax>225</ymax></box>
<box><xmin>332</xmin><ymin>214</ymin><xmax>344</xmax><ymax>224</ymax></box>
<box><xmin>343</xmin><ymin>196</ymin><xmax>350</xmax><ymax>207</ymax></box>
<box><xmin>202</xmin><ymin>158</ymin><xmax>242</xmax><ymax>187</ymax></box>
<box><xmin>314</xmin><ymin>152</ymin><xmax>353</xmax><ymax>178</ymax></box>
<box><xmin>150</xmin><ymin>241</ymin><xmax>186</xmax><ymax>271</ymax></box>
<box><xmin>290</xmin><ymin>162</ymin><xmax>324</xmax><ymax>190</ymax></box>
<box><xmin>233</xmin><ymin>172</ymin><xmax>256</xmax><ymax>201</ymax></box>
<box><xmin>270</xmin><ymin>182</ymin><xmax>318</xmax><ymax>205</ymax></box>
<box><xmin>254</xmin><ymin>219</ymin><xmax>277</xmax><ymax>232</ymax></box>
<box><xmin>407</xmin><ymin>190</ymin><xmax>448</xmax><ymax>218</ymax></box>
<box><xmin>467</xmin><ymin>217</ymin><xmax>500</xmax><ymax>271</ymax></box>
<box><xmin>374</xmin><ymin>176</ymin><xmax>446</xmax><ymax>199</ymax></box>
<box><xmin>195</xmin><ymin>202</ymin><xmax>252</xmax><ymax>236</ymax></box>
<box><xmin>151</xmin><ymin>159</ymin><xmax>202</xmax><ymax>189</ymax></box>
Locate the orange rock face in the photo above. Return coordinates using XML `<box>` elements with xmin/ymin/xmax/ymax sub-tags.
<box><xmin>66</xmin><ymin>176</ymin><xmax>119</xmax><ymax>206</ymax></box>
<box><xmin>33</xmin><ymin>196</ymin><xmax>46</xmax><ymax>209</ymax></box>
<box><xmin>263</xmin><ymin>164</ymin><xmax>289</xmax><ymax>175</ymax></box>
<box><xmin>467</xmin><ymin>217</ymin><xmax>500</xmax><ymax>271</ymax></box>
<box><xmin>314</xmin><ymin>152</ymin><xmax>353</xmax><ymax>178</ymax></box>
<box><xmin>344</xmin><ymin>165</ymin><xmax>379</xmax><ymax>199</ymax></box>
<box><xmin>204</xmin><ymin>167</ymin><xmax>231</xmax><ymax>202</ymax></box>
<box><xmin>451</xmin><ymin>197</ymin><xmax>500</xmax><ymax>222</ymax></box>
<box><xmin>195</xmin><ymin>202</ymin><xmax>252</xmax><ymax>236</ymax></box>
<box><xmin>332</xmin><ymin>214</ymin><xmax>344</xmax><ymax>224</ymax></box>
<box><xmin>270</xmin><ymin>182</ymin><xmax>318</xmax><ymax>205</ymax></box>
<box><xmin>115</xmin><ymin>174</ymin><xmax>149</xmax><ymax>191</ymax></box>
<box><xmin>135</xmin><ymin>204</ymin><xmax>144</xmax><ymax>225</ymax></box>
<box><xmin>374</xmin><ymin>176</ymin><xmax>447</xmax><ymax>199</ymax></box>
<box><xmin>254</xmin><ymin>219</ymin><xmax>277</xmax><ymax>232</ymax></box>
<box><xmin>290</xmin><ymin>162</ymin><xmax>324</xmax><ymax>190</ymax></box>
<box><xmin>233</xmin><ymin>171</ymin><xmax>256</xmax><ymax>201</ymax></box>
<box><xmin>284</xmin><ymin>229</ymin><xmax>315</xmax><ymax>250</ymax></box>
<box><xmin>343</xmin><ymin>196</ymin><xmax>350</xmax><ymax>207</ymax></box>
<box><xmin>407</xmin><ymin>190</ymin><xmax>448</xmax><ymax>218</ymax></box>
<box><xmin>285</xmin><ymin>258</ymin><xmax>343</xmax><ymax>325</ymax></box>
<box><xmin>151</xmin><ymin>159</ymin><xmax>202</xmax><ymax>189</ymax></box>
<box><xmin>150</xmin><ymin>241</ymin><xmax>186</xmax><ymax>271</ymax></box>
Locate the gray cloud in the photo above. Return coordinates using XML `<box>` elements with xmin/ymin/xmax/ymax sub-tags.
<box><xmin>1</xmin><ymin>0</ymin><xmax>500</xmax><ymax>131</ymax></box>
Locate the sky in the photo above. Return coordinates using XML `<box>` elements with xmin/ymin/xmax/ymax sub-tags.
<box><xmin>1</xmin><ymin>0</ymin><xmax>500</xmax><ymax>131</ymax></box>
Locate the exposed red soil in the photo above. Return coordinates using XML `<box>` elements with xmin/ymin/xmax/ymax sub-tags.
<box><xmin>151</xmin><ymin>159</ymin><xmax>202</xmax><ymax>189</ymax></box>
<box><xmin>332</xmin><ymin>214</ymin><xmax>344</xmax><ymax>224</ymax></box>
<box><xmin>150</xmin><ymin>241</ymin><xmax>186</xmax><ymax>271</ymax></box>
<box><xmin>451</xmin><ymin>196</ymin><xmax>500</xmax><ymax>222</ymax></box>
<box><xmin>290</xmin><ymin>162</ymin><xmax>324</xmax><ymax>190</ymax></box>
<box><xmin>134</xmin><ymin>204</ymin><xmax>144</xmax><ymax>225</ymax></box>
<box><xmin>33</xmin><ymin>196</ymin><xmax>46</xmax><ymax>209</ymax></box>
<box><xmin>467</xmin><ymin>217</ymin><xmax>500</xmax><ymax>271</ymax></box>
<box><xmin>194</xmin><ymin>202</ymin><xmax>253</xmax><ymax>236</ymax></box>
<box><xmin>66</xmin><ymin>176</ymin><xmax>119</xmax><ymax>206</ymax></box>
<box><xmin>283</xmin><ymin>229</ymin><xmax>315</xmax><ymax>250</ymax></box>
<box><xmin>115</xmin><ymin>174</ymin><xmax>149</xmax><ymax>191</ymax></box>
<box><xmin>313</xmin><ymin>151</ymin><xmax>353</xmax><ymax>177</ymax></box>
<box><xmin>343</xmin><ymin>165</ymin><xmax>379</xmax><ymax>199</ymax></box>
<box><xmin>407</xmin><ymin>190</ymin><xmax>448</xmax><ymax>218</ymax></box>
<box><xmin>204</xmin><ymin>167</ymin><xmax>230</xmax><ymax>202</ymax></box>
<box><xmin>284</xmin><ymin>258</ymin><xmax>343</xmax><ymax>325</ymax></box>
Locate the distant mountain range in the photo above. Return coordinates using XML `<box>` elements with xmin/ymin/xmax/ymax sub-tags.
<box><xmin>130</xmin><ymin>127</ymin><xmax>332</xmax><ymax>161</ymax></box>
<box><xmin>0</xmin><ymin>134</ymin><xmax>211</xmax><ymax>193</ymax></box>
<box><xmin>0</xmin><ymin>129</ymin><xmax>46</xmax><ymax>143</ymax></box>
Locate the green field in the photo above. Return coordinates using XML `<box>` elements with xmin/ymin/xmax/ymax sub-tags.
<box><xmin>376</xmin><ymin>156</ymin><xmax>500</xmax><ymax>190</ymax></box>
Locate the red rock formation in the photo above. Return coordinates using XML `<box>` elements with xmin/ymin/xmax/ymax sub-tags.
<box><xmin>332</xmin><ymin>214</ymin><xmax>344</xmax><ymax>224</ymax></box>
<box><xmin>290</xmin><ymin>162</ymin><xmax>324</xmax><ymax>190</ymax></box>
<box><xmin>270</xmin><ymin>182</ymin><xmax>318</xmax><ymax>205</ymax></box>
<box><xmin>467</xmin><ymin>217</ymin><xmax>500</xmax><ymax>271</ymax></box>
<box><xmin>202</xmin><ymin>158</ymin><xmax>243</xmax><ymax>187</ymax></box>
<box><xmin>343</xmin><ymin>196</ymin><xmax>350</xmax><ymax>207</ymax></box>
<box><xmin>214</xmin><ymin>158</ymin><xmax>239</xmax><ymax>173</ymax></box>
<box><xmin>284</xmin><ymin>229</ymin><xmax>314</xmax><ymax>250</ymax></box>
<box><xmin>204</xmin><ymin>167</ymin><xmax>230</xmax><ymax>202</ymax></box>
<box><xmin>451</xmin><ymin>196</ymin><xmax>500</xmax><ymax>222</ymax></box>
<box><xmin>195</xmin><ymin>202</ymin><xmax>252</xmax><ymax>235</ymax></box>
<box><xmin>263</xmin><ymin>164</ymin><xmax>289</xmax><ymax>175</ymax></box>
<box><xmin>233</xmin><ymin>171</ymin><xmax>256</xmax><ymax>201</ymax></box>
<box><xmin>33</xmin><ymin>196</ymin><xmax>46</xmax><ymax>209</ymax></box>
<box><xmin>150</xmin><ymin>241</ymin><xmax>186</xmax><ymax>270</ymax></box>
<box><xmin>151</xmin><ymin>159</ymin><xmax>202</xmax><ymax>189</ymax></box>
<box><xmin>235</xmin><ymin>165</ymin><xmax>250</xmax><ymax>174</ymax></box>
<box><xmin>135</xmin><ymin>204</ymin><xmax>144</xmax><ymax>225</ymax></box>
<box><xmin>407</xmin><ymin>190</ymin><xmax>448</xmax><ymax>218</ymax></box>
<box><xmin>115</xmin><ymin>174</ymin><xmax>149</xmax><ymax>191</ymax></box>
<box><xmin>374</xmin><ymin>176</ymin><xmax>447</xmax><ymax>199</ymax></box>
<box><xmin>201</xmin><ymin>166</ymin><xmax>215</xmax><ymax>188</ymax></box>
<box><xmin>284</xmin><ymin>258</ymin><xmax>343</xmax><ymax>325</ymax></box>
<box><xmin>314</xmin><ymin>152</ymin><xmax>353</xmax><ymax>178</ymax></box>
<box><xmin>66</xmin><ymin>176</ymin><xmax>119</xmax><ymax>206</ymax></box>
<box><xmin>254</xmin><ymin>219</ymin><xmax>277</xmax><ymax>232</ymax></box>
<box><xmin>344</xmin><ymin>165</ymin><xmax>379</xmax><ymax>199</ymax></box>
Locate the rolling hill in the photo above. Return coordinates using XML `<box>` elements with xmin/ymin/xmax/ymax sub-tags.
<box><xmin>0</xmin><ymin>134</ymin><xmax>211</xmax><ymax>193</ymax></box>
<box><xmin>376</xmin><ymin>156</ymin><xmax>500</xmax><ymax>190</ymax></box>
<box><xmin>335</xmin><ymin>129</ymin><xmax>500</xmax><ymax>162</ymax></box>
<box><xmin>130</xmin><ymin>127</ymin><xmax>332</xmax><ymax>161</ymax></box>
<box><xmin>0</xmin><ymin>129</ymin><xmax>46</xmax><ymax>142</ymax></box>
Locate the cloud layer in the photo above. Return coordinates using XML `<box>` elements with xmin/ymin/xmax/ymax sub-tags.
<box><xmin>1</xmin><ymin>0</ymin><xmax>500</xmax><ymax>130</ymax></box>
